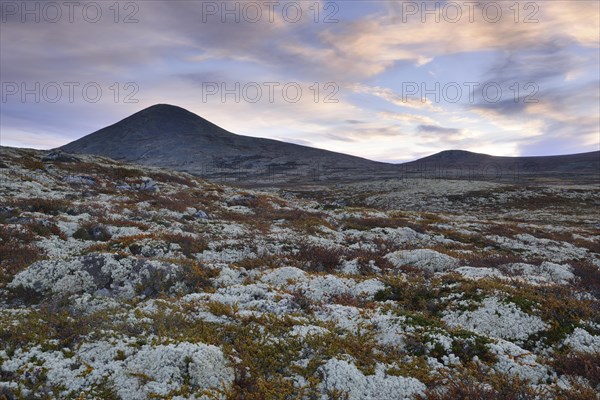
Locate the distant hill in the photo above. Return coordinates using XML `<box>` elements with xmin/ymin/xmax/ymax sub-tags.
<box><xmin>401</xmin><ymin>149</ymin><xmax>600</xmax><ymax>183</ymax></box>
<box><xmin>58</xmin><ymin>104</ymin><xmax>599</xmax><ymax>185</ymax></box>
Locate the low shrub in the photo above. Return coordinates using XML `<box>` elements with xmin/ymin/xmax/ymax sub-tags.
<box><xmin>27</xmin><ymin>221</ymin><xmax>67</xmax><ymax>240</ymax></box>
<box><xmin>571</xmin><ymin>260</ymin><xmax>600</xmax><ymax>298</ymax></box>
<box><xmin>20</xmin><ymin>157</ymin><xmax>45</xmax><ymax>171</ymax></box>
<box><xmin>0</xmin><ymin>225</ymin><xmax>40</xmax><ymax>287</ymax></box>
<box><xmin>0</xmin><ymin>242</ymin><xmax>39</xmax><ymax>288</ymax></box>
<box><xmin>138</xmin><ymin>190</ymin><xmax>204</xmax><ymax>213</ymax></box>
<box><xmin>295</xmin><ymin>242</ymin><xmax>345</xmax><ymax>273</ymax></box>
<box><xmin>9</xmin><ymin>198</ymin><xmax>70</xmax><ymax>216</ymax></box>
<box><xmin>179</xmin><ymin>259</ymin><xmax>218</xmax><ymax>292</ymax></box>
<box><xmin>349</xmin><ymin>247</ymin><xmax>395</xmax><ymax>274</ymax></box>
<box><xmin>374</xmin><ymin>274</ymin><xmax>445</xmax><ymax>317</ymax></box>
<box><xmin>149</xmin><ymin>171</ymin><xmax>197</xmax><ymax>187</ymax></box>
<box><xmin>552</xmin><ymin>351</ymin><xmax>600</xmax><ymax>388</ymax></box>
<box><xmin>162</xmin><ymin>233</ymin><xmax>208</xmax><ymax>259</ymax></box>
<box><xmin>425</xmin><ymin>373</ymin><xmax>542</xmax><ymax>400</ymax></box>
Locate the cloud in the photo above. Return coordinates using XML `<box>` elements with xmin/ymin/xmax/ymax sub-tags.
<box><xmin>0</xmin><ymin>0</ymin><xmax>597</xmax><ymax>160</ymax></box>
<box><xmin>350</xmin><ymin>84</ymin><xmax>442</xmax><ymax>112</ymax></box>
<box><xmin>418</xmin><ymin>125</ymin><xmax>461</xmax><ymax>135</ymax></box>
<box><xmin>379</xmin><ymin>111</ymin><xmax>435</xmax><ymax>125</ymax></box>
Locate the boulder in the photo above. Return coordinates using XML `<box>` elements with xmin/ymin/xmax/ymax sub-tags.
<box><xmin>133</xmin><ymin>177</ymin><xmax>159</xmax><ymax>192</ymax></box>
<box><xmin>63</xmin><ymin>175</ymin><xmax>96</xmax><ymax>185</ymax></box>
<box><xmin>42</xmin><ymin>151</ymin><xmax>80</xmax><ymax>163</ymax></box>
<box><xmin>8</xmin><ymin>253</ymin><xmax>183</xmax><ymax>299</ymax></box>
<box><xmin>226</xmin><ymin>194</ymin><xmax>257</xmax><ymax>206</ymax></box>
<box><xmin>194</xmin><ymin>210</ymin><xmax>209</xmax><ymax>219</ymax></box>
<box><xmin>385</xmin><ymin>249</ymin><xmax>459</xmax><ymax>272</ymax></box>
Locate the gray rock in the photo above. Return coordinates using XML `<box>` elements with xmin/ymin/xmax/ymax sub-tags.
<box><xmin>226</xmin><ymin>194</ymin><xmax>257</xmax><ymax>206</ymax></box>
<box><xmin>9</xmin><ymin>253</ymin><xmax>183</xmax><ymax>299</ymax></box>
<box><xmin>194</xmin><ymin>210</ymin><xmax>209</xmax><ymax>219</ymax></box>
<box><xmin>0</xmin><ymin>206</ymin><xmax>16</xmax><ymax>219</ymax></box>
<box><xmin>385</xmin><ymin>249</ymin><xmax>459</xmax><ymax>273</ymax></box>
<box><xmin>64</xmin><ymin>175</ymin><xmax>96</xmax><ymax>185</ymax></box>
<box><xmin>81</xmin><ymin>254</ymin><xmax>113</xmax><ymax>288</ymax></box>
<box><xmin>132</xmin><ymin>177</ymin><xmax>159</xmax><ymax>192</ymax></box>
<box><xmin>73</xmin><ymin>225</ymin><xmax>112</xmax><ymax>242</ymax></box>
<box><xmin>42</xmin><ymin>151</ymin><xmax>80</xmax><ymax>163</ymax></box>
<box><xmin>5</xmin><ymin>216</ymin><xmax>34</xmax><ymax>225</ymax></box>
<box><xmin>115</xmin><ymin>178</ymin><xmax>158</xmax><ymax>192</ymax></box>
<box><xmin>90</xmin><ymin>226</ymin><xmax>110</xmax><ymax>241</ymax></box>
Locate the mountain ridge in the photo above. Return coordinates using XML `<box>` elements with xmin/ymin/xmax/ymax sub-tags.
<box><xmin>58</xmin><ymin>104</ymin><xmax>600</xmax><ymax>184</ymax></box>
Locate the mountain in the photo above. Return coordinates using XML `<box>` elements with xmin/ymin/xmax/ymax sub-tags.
<box><xmin>59</xmin><ymin>104</ymin><xmax>599</xmax><ymax>185</ymax></box>
<box><xmin>401</xmin><ymin>149</ymin><xmax>600</xmax><ymax>183</ymax></box>
<box><xmin>59</xmin><ymin>104</ymin><xmax>396</xmax><ymax>184</ymax></box>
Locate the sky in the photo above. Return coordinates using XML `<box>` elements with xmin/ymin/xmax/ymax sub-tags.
<box><xmin>1</xmin><ymin>0</ymin><xmax>599</xmax><ymax>163</ymax></box>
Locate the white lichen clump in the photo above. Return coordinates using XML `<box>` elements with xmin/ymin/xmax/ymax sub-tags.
<box><xmin>442</xmin><ymin>297</ymin><xmax>547</xmax><ymax>342</ymax></box>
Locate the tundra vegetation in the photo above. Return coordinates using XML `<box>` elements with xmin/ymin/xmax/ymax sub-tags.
<box><xmin>0</xmin><ymin>147</ymin><xmax>599</xmax><ymax>399</ymax></box>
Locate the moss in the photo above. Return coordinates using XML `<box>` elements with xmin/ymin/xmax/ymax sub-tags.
<box><xmin>429</xmin><ymin>342</ymin><xmax>446</xmax><ymax>360</ymax></box>
<box><xmin>114</xmin><ymin>350</ymin><xmax>127</xmax><ymax>361</ymax></box>
<box><xmin>386</xmin><ymin>356</ymin><xmax>433</xmax><ymax>385</ymax></box>
<box><xmin>374</xmin><ymin>275</ymin><xmax>449</xmax><ymax>317</ymax></box>
<box><xmin>302</xmin><ymin>327</ymin><xmax>380</xmax><ymax>376</ymax></box>
<box><xmin>179</xmin><ymin>259</ymin><xmax>218</xmax><ymax>292</ymax></box>
<box><xmin>0</xmin><ymin>304</ymin><xmax>112</xmax><ymax>351</ymax></box>
<box><xmin>449</xmin><ymin>330</ymin><xmax>497</xmax><ymax>364</ymax></box>
<box><xmin>205</xmin><ymin>301</ymin><xmax>238</xmax><ymax>318</ymax></box>
<box><xmin>90</xmin><ymin>377</ymin><xmax>121</xmax><ymax>400</ymax></box>
<box><xmin>402</xmin><ymin>312</ymin><xmax>444</xmax><ymax>329</ymax></box>
<box><xmin>505</xmin><ymin>295</ymin><xmax>536</xmax><ymax>313</ymax></box>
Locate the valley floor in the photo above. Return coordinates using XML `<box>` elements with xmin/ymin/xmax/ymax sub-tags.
<box><xmin>1</xmin><ymin>147</ymin><xmax>599</xmax><ymax>399</ymax></box>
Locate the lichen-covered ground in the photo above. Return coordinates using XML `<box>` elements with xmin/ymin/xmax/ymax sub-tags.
<box><xmin>1</xmin><ymin>147</ymin><xmax>599</xmax><ymax>399</ymax></box>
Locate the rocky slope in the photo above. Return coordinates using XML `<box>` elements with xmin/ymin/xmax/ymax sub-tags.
<box><xmin>0</xmin><ymin>146</ymin><xmax>599</xmax><ymax>399</ymax></box>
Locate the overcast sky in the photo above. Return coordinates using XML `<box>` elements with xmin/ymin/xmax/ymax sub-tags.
<box><xmin>1</xmin><ymin>0</ymin><xmax>598</xmax><ymax>162</ymax></box>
